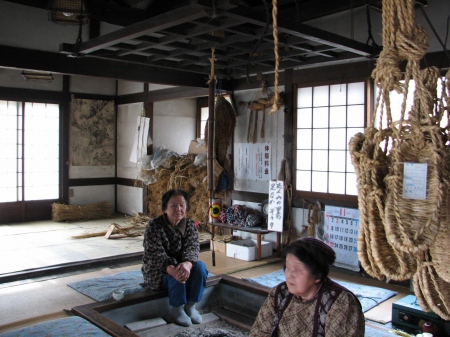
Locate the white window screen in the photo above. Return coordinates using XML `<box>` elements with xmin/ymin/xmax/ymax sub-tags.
<box><xmin>296</xmin><ymin>82</ymin><xmax>366</xmax><ymax>195</ymax></box>
<box><xmin>0</xmin><ymin>100</ymin><xmax>59</xmax><ymax>202</ymax></box>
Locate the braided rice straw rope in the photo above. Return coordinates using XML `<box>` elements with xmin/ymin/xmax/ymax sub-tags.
<box><xmin>371</xmin><ymin>0</ymin><xmax>446</xmax><ymax>255</ymax></box>
<box><xmin>270</xmin><ymin>0</ymin><xmax>280</xmax><ymax>114</ymax></box>
<box><xmin>384</xmin><ymin>68</ymin><xmax>447</xmax><ymax>254</ymax></box>
<box><xmin>356</xmin><ymin>0</ymin><xmax>450</xmax><ymax>318</ymax></box>
<box><xmin>350</xmin><ymin>0</ymin><xmax>450</xmax><ymax>285</ymax></box>
<box><xmin>429</xmin><ymin>71</ymin><xmax>450</xmax><ymax>283</ymax></box>
<box><xmin>413</xmin><ymin>252</ymin><xmax>450</xmax><ymax>320</ymax></box>
<box><xmin>349</xmin><ymin>128</ymin><xmax>416</xmax><ymax>281</ymax></box>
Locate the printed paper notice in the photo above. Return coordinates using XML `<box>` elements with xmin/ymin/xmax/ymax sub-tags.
<box><xmin>235</xmin><ymin>143</ymin><xmax>271</xmax><ymax>181</ymax></box>
<box><xmin>403</xmin><ymin>162</ymin><xmax>427</xmax><ymax>200</ymax></box>
<box><xmin>268</xmin><ymin>180</ymin><xmax>284</xmax><ymax>232</ymax></box>
<box><xmin>130</xmin><ymin>116</ymin><xmax>151</xmax><ymax>163</ymax></box>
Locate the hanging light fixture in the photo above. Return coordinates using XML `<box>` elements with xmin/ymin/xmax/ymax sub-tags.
<box><xmin>21</xmin><ymin>71</ymin><xmax>54</xmax><ymax>82</ymax></box>
<box><xmin>48</xmin><ymin>0</ymin><xmax>88</xmax><ymax>25</ymax></box>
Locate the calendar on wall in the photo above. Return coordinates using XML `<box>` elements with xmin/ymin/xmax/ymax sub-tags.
<box><xmin>323</xmin><ymin>205</ymin><xmax>360</xmax><ymax>272</ymax></box>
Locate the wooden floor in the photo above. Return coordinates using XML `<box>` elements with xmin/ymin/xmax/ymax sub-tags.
<box><xmin>0</xmin><ymin>216</ymin><xmax>411</xmax><ymax>334</ymax></box>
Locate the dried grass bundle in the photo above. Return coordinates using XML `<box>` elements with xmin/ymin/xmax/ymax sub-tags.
<box><xmin>124</xmin><ymin>212</ymin><xmax>152</xmax><ymax>227</ymax></box>
<box><xmin>52</xmin><ymin>201</ymin><xmax>112</xmax><ymax>222</ymax></box>
<box><xmin>414</xmin><ymin>252</ymin><xmax>450</xmax><ymax>320</ymax></box>
<box><xmin>145</xmin><ymin>154</ymin><xmax>225</xmax><ymax>231</ymax></box>
<box><xmin>72</xmin><ymin>224</ymin><xmax>142</xmax><ymax>239</ymax></box>
<box><xmin>204</xmin><ymin>95</ymin><xmax>237</xmax><ymax>166</ymax></box>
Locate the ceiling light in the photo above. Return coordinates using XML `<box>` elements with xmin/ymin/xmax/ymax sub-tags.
<box><xmin>21</xmin><ymin>71</ymin><xmax>54</xmax><ymax>82</ymax></box>
<box><xmin>48</xmin><ymin>0</ymin><xmax>88</xmax><ymax>25</ymax></box>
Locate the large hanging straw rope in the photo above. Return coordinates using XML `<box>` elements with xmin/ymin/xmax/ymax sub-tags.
<box><xmin>349</xmin><ymin>128</ymin><xmax>416</xmax><ymax>281</ymax></box>
<box><xmin>350</xmin><ymin>0</ymin><xmax>448</xmax><ymax>284</ymax></box>
<box><xmin>270</xmin><ymin>0</ymin><xmax>280</xmax><ymax>114</ymax></box>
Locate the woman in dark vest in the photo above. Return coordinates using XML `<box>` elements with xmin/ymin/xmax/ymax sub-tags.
<box><xmin>250</xmin><ymin>237</ymin><xmax>365</xmax><ymax>337</ymax></box>
<box><xmin>141</xmin><ymin>189</ymin><xmax>208</xmax><ymax>327</ymax></box>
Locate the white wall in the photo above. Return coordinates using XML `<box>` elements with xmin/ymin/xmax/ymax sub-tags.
<box><xmin>71</xmin><ymin>75</ymin><xmax>116</xmax><ymax>95</ymax></box>
<box><xmin>117</xmin><ymin>185</ymin><xmax>143</xmax><ymax>215</ymax></box>
<box><xmin>69</xmin><ymin>185</ymin><xmax>115</xmax><ymax>214</ymax></box>
<box><xmin>0</xmin><ymin>1</ymin><xmax>88</xmax><ymax>53</ymax></box>
<box><xmin>117</xmin><ymin>102</ymin><xmax>144</xmax><ymax>179</ymax></box>
<box><xmin>115</xmin><ymin>98</ymin><xmax>197</xmax><ymax>215</ymax></box>
<box><xmin>115</xmin><ymin>102</ymin><xmax>145</xmax><ymax>215</ymax></box>
<box><xmin>153</xmin><ymin>98</ymin><xmax>197</xmax><ymax>155</ymax></box>
<box><xmin>232</xmin><ymin>87</ymin><xmax>285</xmax><ymax>193</ymax></box>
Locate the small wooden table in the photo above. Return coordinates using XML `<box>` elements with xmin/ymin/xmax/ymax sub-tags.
<box><xmin>209</xmin><ymin>222</ymin><xmax>281</xmax><ymax>265</ymax></box>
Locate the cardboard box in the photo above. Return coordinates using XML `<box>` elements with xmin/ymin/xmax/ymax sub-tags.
<box><xmin>188</xmin><ymin>140</ymin><xmax>207</xmax><ymax>154</ymax></box>
<box><xmin>226</xmin><ymin>239</ymin><xmax>272</xmax><ymax>261</ymax></box>
<box><xmin>210</xmin><ymin>239</ymin><xmax>227</xmax><ymax>254</ymax></box>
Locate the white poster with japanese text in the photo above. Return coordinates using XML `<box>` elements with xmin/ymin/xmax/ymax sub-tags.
<box><xmin>324</xmin><ymin>205</ymin><xmax>360</xmax><ymax>272</ymax></box>
<box><xmin>235</xmin><ymin>143</ymin><xmax>271</xmax><ymax>181</ymax></box>
<box><xmin>130</xmin><ymin>116</ymin><xmax>151</xmax><ymax>163</ymax></box>
<box><xmin>268</xmin><ymin>180</ymin><xmax>284</xmax><ymax>232</ymax></box>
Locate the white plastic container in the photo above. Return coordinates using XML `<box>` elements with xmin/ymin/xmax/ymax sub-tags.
<box><xmin>226</xmin><ymin>239</ymin><xmax>272</xmax><ymax>261</ymax></box>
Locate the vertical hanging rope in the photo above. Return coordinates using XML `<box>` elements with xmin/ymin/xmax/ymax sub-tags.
<box><xmin>270</xmin><ymin>0</ymin><xmax>280</xmax><ymax>114</ymax></box>
<box><xmin>207</xmin><ymin>48</ymin><xmax>217</xmax><ymax>266</ymax></box>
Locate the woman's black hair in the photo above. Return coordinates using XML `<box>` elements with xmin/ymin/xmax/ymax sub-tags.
<box><xmin>161</xmin><ymin>189</ymin><xmax>190</xmax><ymax>211</ymax></box>
<box><xmin>282</xmin><ymin>238</ymin><xmax>336</xmax><ymax>282</ymax></box>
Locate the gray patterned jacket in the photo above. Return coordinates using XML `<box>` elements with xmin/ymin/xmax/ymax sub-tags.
<box><xmin>141</xmin><ymin>214</ymin><xmax>200</xmax><ymax>290</ymax></box>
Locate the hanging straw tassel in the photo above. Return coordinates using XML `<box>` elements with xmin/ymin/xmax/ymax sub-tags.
<box><xmin>247</xmin><ymin>109</ymin><xmax>253</xmax><ymax>143</ymax></box>
<box><xmin>305</xmin><ymin>201</ymin><xmax>321</xmax><ymax>238</ymax></box>
<box><xmin>260</xmin><ymin>109</ymin><xmax>266</xmax><ymax>138</ymax></box>
<box><xmin>253</xmin><ymin>110</ymin><xmax>258</xmax><ymax>143</ymax></box>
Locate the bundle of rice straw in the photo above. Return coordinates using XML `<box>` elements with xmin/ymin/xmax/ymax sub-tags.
<box><xmin>145</xmin><ymin>154</ymin><xmax>226</xmax><ymax>228</ymax></box>
<box><xmin>52</xmin><ymin>201</ymin><xmax>112</xmax><ymax>222</ymax></box>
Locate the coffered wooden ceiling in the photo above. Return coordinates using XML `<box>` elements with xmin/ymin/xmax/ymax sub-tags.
<box><xmin>5</xmin><ymin>0</ymin><xmax>386</xmax><ymax>87</ymax></box>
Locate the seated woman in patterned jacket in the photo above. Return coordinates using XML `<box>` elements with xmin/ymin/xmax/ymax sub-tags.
<box><xmin>141</xmin><ymin>189</ymin><xmax>208</xmax><ymax>327</ymax></box>
<box><xmin>250</xmin><ymin>237</ymin><xmax>365</xmax><ymax>337</ymax></box>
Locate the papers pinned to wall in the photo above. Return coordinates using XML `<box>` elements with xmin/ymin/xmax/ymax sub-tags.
<box><xmin>235</xmin><ymin>143</ymin><xmax>271</xmax><ymax>181</ymax></box>
<box><xmin>130</xmin><ymin>116</ymin><xmax>151</xmax><ymax>164</ymax></box>
<box><xmin>268</xmin><ymin>180</ymin><xmax>284</xmax><ymax>232</ymax></box>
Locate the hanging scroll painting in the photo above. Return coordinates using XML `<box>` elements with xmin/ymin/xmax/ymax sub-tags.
<box><xmin>70</xmin><ymin>98</ymin><xmax>115</xmax><ymax>166</ymax></box>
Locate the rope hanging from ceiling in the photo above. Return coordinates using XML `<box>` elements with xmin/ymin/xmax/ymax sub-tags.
<box><xmin>350</xmin><ymin>0</ymin><xmax>450</xmax><ymax>319</ymax></box>
<box><xmin>270</xmin><ymin>0</ymin><xmax>281</xmax><ymax>114</ymax></box>
<box><xmin>205</xmin><ymin>48</ymin><xmax>236</xmax><ymax>192</ymax></box>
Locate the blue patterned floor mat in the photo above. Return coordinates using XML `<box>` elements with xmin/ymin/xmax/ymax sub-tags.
<box><xmin>68</xmin><ymin>270</ymin><xmax>146</xmax><ymax>301</ymax></box>
<box><xmin>69</xmin><ymin>270</ymin><xmax>214</xmax><ymax>302</ymax></box>
<box><xmin>242</xmin><ymin>269</ymin><xmax>397</xmax><ymax>313</ymax></box>
<box><xmin>0</xmin><ymin>316</ymin><xmax>111</xmax><ymax>337</ymax></box>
